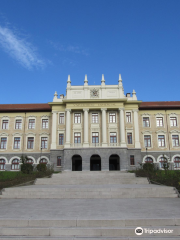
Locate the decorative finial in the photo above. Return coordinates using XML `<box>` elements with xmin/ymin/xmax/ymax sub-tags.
<box><xmin>54</xmin><ymin>91</ymin><xmax>58</xmax><ymax>97</ymax></box>
<box><xmin>101</xmin><ymin>74</ymin><xmax>105</xmax><ymax>86</ymax></box>
<box><xmin>84</xmin><ymin>74</ymin><xmax>88</xmax><ymax>86</ymax></box>
<box><xmin>67</xmin><ymin>75</ymin><xmax>71</xmax><ymax>83</ymax></box>
<box><xmin>119</xmin><ymin>74</ymin><xmax>122</xmax><ymax>82</ymax></box>
<box><xmin>132</xmin><ymin>89</ymin><xmax>137</xmax><ymax>100</ymax></box>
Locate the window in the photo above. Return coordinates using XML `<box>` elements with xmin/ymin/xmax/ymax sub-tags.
<box><xmin>2</xmin><ymin>120</ymin><xmax>8</xmax><ymax>129</ymax></box>
<box><xmin>40</xmin><ymin>158</ymin><xmax>47</xmax><ymax>164</ymax></box>
<box><xmin>172</xmin><ymin>135</ymin><xmax>179</xmax><ymax>147</ymax></box>
<box><xmin>59</xmin><ymin>113</ymin><xmax>64</xmax><ymax>124</ymax></box>
<box><xmin>144</xmin><ymin>135</ymin><xmax>151</xmax><ymax>147</ymax></box>
<box><xmin>156</xmin><ymin>117</ymin><xmax>163</xmax><ymax>127</ymax></box>
<box><xmin>28</xmin><ymin>119</ymin><xmax>35</xmax><ymax>129</ymax></box>
<box><xmin>74</xmin><ymin>133</ymin><xmax>81</xmax><ymax>144</ymax></box>
<box><xmin>126</xmin><ymin>112</ymin><xmax>131</xmax><ymax>123</ymax></box>
<box><xmin>159</xmin><ymin>157</ymin><xmax>168</xmax><ymax>168</ymax></box>
<box><xmin>41</xmin><ymin>137</ymin><xmax>48</xmax><ymax>149</ymax></box>
<box><xmin>26</xmin><ymin>159</ymin><xmax>33</xmax><ymax>164</ymax></box>
<box><xmin>174</xmin><ymin>157</ymin><xmax>180</xmax><ymax>168</ymax></box>
<box><xmin>92</xmin><ymin>113</ymin><xmax>98</xmax><ymax>123</ymax></box>
<box><xmin>145</xmin><ymin>157</ymin><xmax>153</xmax><ymax>163</ymax></box>
<box><xmin>14</xmin><ymin>137</ymin><xmax>20</xmax><ymax>149</ymax></box>
<box><xmin>127</xmin><ymin>133</ymin><xmax>132</xmax><ymax>144</ymax></box>
<box><xmin>42</xmin><ymin>119</ymin><xmax>48</xmax><ymax>129</ymax></box>
<box><xmin>110</xmin><ymin>132</ymin><xmax>117</xmax><ymax>143</ymax></box>
<box><xmin>57</xmin><ymin>156</ymin><xmax>61</xmax><ymax>166</ymax></box>
<box><xmin>15</xmin><ymin>119</ymin><xmax>22</xmax><ymax>129</ymax></box>
<box><xmin>158</xmin><ymin>135</ymin><xmax>165</xmax><ymax>147</ymax></box>
<box><xmin>109</xmin><ymin>113</ymin><xmax>116</xmax><ymax>123</ymax></box>
<box><xmin>130</xmin><ymin>155</ymin><xmax>135</xmax><ymax>165</ymax></box>
<box><xmin>170</xmin><ymin>117</ymin><xmax>177</xmax><ymax>127</ymax></box>
<box><xmin>92</xmin><ymin>132</ymin><xmax>99</xmax><ymax>144</ymax></box>
<box><xmin>59</xmin><ymin>134</ymin><xmax>64</xmax><ymax>145</ymax></box>
<box><xmin>27</xmin><ymin>137</ymin><xmax>34</xmax><ymax>149</ymax></box>
<box><xmin>0</xmin><ymin>137</ymin><xmax>7</xmax><ymax>149</ymax></box>
<box><xmin>11</xmin><ymin>159</ymin><xmax>19</xmax><ymax>170</ymax></box>
<box><xmin>0</xmin><ymin>159</ymin><xmax>5</xmax><ymax>170</ymax></box>
<box><xmin>143</xmin><ymin>117</ymin><xmax>150</xmax><ymax>127</ymax></box>
<box><xmin>74</xmin><ymin>113</ymin><xmax>81</xmax><ymax>123</ymax></box>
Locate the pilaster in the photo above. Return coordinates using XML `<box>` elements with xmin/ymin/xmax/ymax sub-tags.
<box><xmin>101</xmin><ymin>108</ymin><xmax>107</xmax><ymax>147</ymax></box>
<box><xmin>119</xmin><ymin>108</ymin><xmax>127</xmax><ymax>147</ymax></box>
<box><xmin>83</xmin><ymin>108</ymin><xmax>89</xmax><ymax>147</ymax></box>
<box><xmin>133</xmin><ymin>109</ymin><xmax>141</xmax><ymax>148</ymax></box>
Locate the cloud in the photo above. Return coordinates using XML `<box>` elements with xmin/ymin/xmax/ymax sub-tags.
<box><xmin>0</xmin><ymin>25</ymin><xmax>45</xmax><ymax>70</ymax></box>
<box><xmin>49</xmin><ymin>41</ymin><xmax>89</xmax><ymax>56</ymax></box>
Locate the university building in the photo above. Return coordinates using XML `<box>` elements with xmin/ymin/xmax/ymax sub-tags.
<box><xmin>0</xmin><ymin>74</ymin><xmax>180</xmax><ymax>171</ymax></box>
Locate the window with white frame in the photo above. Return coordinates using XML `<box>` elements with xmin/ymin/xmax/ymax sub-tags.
<box><xmin>11</xmin><ymin>159</ymin><xmax>19</xmax><ymax>170</ymax></box>
<box><xmin>40</xmin><ymin>158</ymin><xmax>47</xmax><ymax>164</ymax></box>
<box><xmin>170</xmin><ymin>117</ymin><xmax>177</xmax><ymax>127</ymax></box>
<box><xmin>0</xmin><ymin>137</ymin><xmax>7</xmax><ymax>149</ymax></box>
<box><xmin>59</xmin><ymin>134</ymin><xmax>64</xmax><ymax>145</ymax></box>
<box><xmin>0</xmin><ymin>159</ymin><xmax>5</xmax><ymax>170</ymax></box>
<box><xmin>156</xmin><ymin>117</ymin><xmax>163</xmax><ymax>127</ymax></box>
<box><xmin>92</xmin><ymin>132</ymin><xmax>99</xmax><ymax>144</ymax></box>
<box><xmin>126</xmin><ymin>112</ymin><xmax>131</xmax><ymax>123</ymax></box>
<box><xmin>59</xmin><ymin>113</ymin><xmax>64</xmax><ymax>124</ymax></box>
<box><xmin>110</xmin><ymin>132</ymin><xmax>117</xmax><ymax>143</ymax></box>
<box><xmin>92</xmin><ymin>113</ymin><xmax>98</xmax><ymax>123</ymax></box>
<box><xmin>27</xmin><ymin>137</ymin><xmax>34</xmax><ymax>149</ymax></box>
<box><xmin>74</xmin><ymin>133</ymin><xmax>81</xmax><ymax>144</ymax></box>
<box><xmin>15</xmin><ymin>119</ymin><xmax>22</xmax><ymax>129</ymax></box>
<box><xmin>14</xmin><ymin>137</ymin><xmax>20</xmax><ymax>149</ymax></box>
<box><xmin>159</xmin><ymin>156</ymin><xmax>168</xmax><ymax>168</ymax></box>
<box><xmin>74</xmin><ymin>113</ymin><xmax>81</xmax><ymax>123</ymax></box>
<box><xmin>172</xmin><ymin>135</ymin><xmax>179</xmax><ymax>147</ymax></box>
<box><xmin>144</xmin><ymin>135</ymin><xmax>151</xmax><ymax>147</ymax></box>
<box><xmin>158</xmin><ymin>135</ymin><xmax>165</xmax><ymax>147</ymax></box>
<box><xmin>2</xmin><ymin>120</ymin><xmax>8</xmax><ymax>129</ymax></box>
<box><xmin>109</xmin><ymin>113</ymin><xmax>116</xmax><ymax>123</ymax></box>
<box><xmin>41</xmin><ymin>137</ymin><xmax>48</xmax><ymax>149</ymax></box>
<box><xmin>174</xmin><ymin>157</ymin><xmax>180</xmax><ymax>168</ymax></box>
<box><xmin>28</xmin><ymin>119</ymin><xmax>35</xmax><ymax>129</ymax></box>
<box><xmin>26</xmin><ymin>159</ymin><xmax>33</xmax><ymax>164</ymax></box>
<box><xmin>145</xmin><ymin>157</ymin><xmax>153</xmax><ymax>163</ymax></box>
<box><xmin>127</xmin><ymin>133</ymin><xmax>132</xmax><ymax>144</ymax></box>
<box><xmin>42</xmin><ymin>119</ymin><xmax>48</xmax><ymax>129</ymax></box>
<box><xmin>143</xmin><ymin>117</ymin><xmax>150</xmax><ymax>127</ymax></box>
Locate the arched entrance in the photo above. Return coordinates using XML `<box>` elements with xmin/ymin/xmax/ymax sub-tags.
<box><xmin>109</xmin><ymin>154</ymin><xmax>120</xmax><ymax>170</ymax></box>
<box><xmin>90</xmin><ymin>155</ymin><xmax>101</xmax><ymax>171</ymax></box>
<box><xmin>72</xmin><ymin>155</ymin><xmax>82</xmax><ymax>171</ymax></box>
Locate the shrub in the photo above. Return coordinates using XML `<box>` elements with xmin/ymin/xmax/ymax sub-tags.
<box><xmin>37</xmin><ymin>163</ymin><xmax>47</xmax><ymax>172</ymax></box>
<box><xmin>143</xmin><ymin>162</ymin><xmax>155</xmax><ymax>172</ymax></box>
<box><xmin>21</xmin><ymin>163</ymin><xmax>33</xmax><ymax>174</ymax></box>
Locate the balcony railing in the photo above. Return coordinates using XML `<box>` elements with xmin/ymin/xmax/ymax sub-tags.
<box><xmin>70</xmin><ymin>143</ymin><xmax>82</xmax><ymax>148</ymax></box>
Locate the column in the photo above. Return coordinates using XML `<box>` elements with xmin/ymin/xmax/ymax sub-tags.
<box><xmin>101</xmin><ymin>108</ymin><xmax>107</xmax><ymax>147</ymax></box>
<box><xmin>65</xmin><ymin>109</ymin><xmax>71</xmax><ymax>148</ymax></box>
<box><xmin>133</xmin><ymin>109</ymin><xmax>141</xmax><ymax>148</ymax></box>
<box><xmin>83</xmin><ymin>109</ymin><xmax>89</xmax><ymax>147</ymax></box>
<box><xmin>119</xmin><ymin>108</ymin><xmax>127</xmax><ymax>147</ymax></box>
<box><xmin>51</xmin><ymin>111</ymin><xmax>57</xmax><ymax>149</ymax></box>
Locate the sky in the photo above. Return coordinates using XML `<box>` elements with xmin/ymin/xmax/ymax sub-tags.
<box><xmin>0</xmin><ymin>0</ymin><xmax>180</xmax><ymax>104</ymax></box>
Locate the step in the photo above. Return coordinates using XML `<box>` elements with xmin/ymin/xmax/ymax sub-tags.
<box><xmin>0</xmin><ymin>219</ymin><xmax>180</xmax><ymax>227</ymax></box>
<box><xmin>0</xmin><ymin>226</ymin><xmax>179</xmax><ymax>237</ymax></box>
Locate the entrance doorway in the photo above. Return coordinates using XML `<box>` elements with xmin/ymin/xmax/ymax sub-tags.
<box><xmin>72</xmin><ymin>155</ymin><xmax>82</xmax><ymax>171</ymax></box>
<box><xmin>90</xmin><ymin>155</ymin><xmax>101</xmax><ymax>171</ymax></box>
<box><xmin>109</xmin><ymin>154</ymin><xmax>120</xmax><ymax>170</ymax></box>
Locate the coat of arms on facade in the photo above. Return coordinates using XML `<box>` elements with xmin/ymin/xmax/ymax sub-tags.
<box><xmin>90</xmin><ymin>88</ymin><xmax>99</xmax><ymax>98</ymax></box>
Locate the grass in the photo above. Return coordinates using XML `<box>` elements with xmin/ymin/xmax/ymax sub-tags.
<box><xmin>0</xmin><ymin>170</ymin><xmax>54</xmax><ymax>191</ymax></box>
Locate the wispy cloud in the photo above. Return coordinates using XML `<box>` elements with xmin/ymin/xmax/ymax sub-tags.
<box><xmin>49</xmin><ymin>41</ymin><xmax>89</xmax><ymax>56</ymax></box>
<box><xmin>0</xmin><ymin>25</ymin><xmax>45</xmax><ymax>70</ymax></box>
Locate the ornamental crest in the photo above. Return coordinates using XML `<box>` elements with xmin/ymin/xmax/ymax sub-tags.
<box><xmin>90</xmin><ymin>88</ymin><xmax>99</xmax><ymax>98</ymax></box>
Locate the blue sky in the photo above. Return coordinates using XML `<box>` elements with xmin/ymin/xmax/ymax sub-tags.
<box><xmin>0</xmin><ymin>0</ymin><xmax>180</xmax><ymax>104</ymax></box>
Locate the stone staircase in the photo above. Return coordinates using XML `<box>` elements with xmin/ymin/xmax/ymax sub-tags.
<box><xmin>0</xmin><ymin>171</ymin><xmax>179</xmax><ymax>239</ymax></box>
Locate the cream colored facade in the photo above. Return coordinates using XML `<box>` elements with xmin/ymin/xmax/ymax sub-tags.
<box><xmin>0</xmin><ymin>74</ymin><xmax>180</xmax><ymax>171</ymax></box>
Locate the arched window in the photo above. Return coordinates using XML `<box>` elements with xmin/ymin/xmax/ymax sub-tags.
<box><xmin>26</xmin><ymin>159</ymin><xmax>33</xmax><ymax>164</ymax></box>
<box><xmin>145</xmin><ymin>157</ymin><xmax>153</xmax><ymax>163</ymax></box>
<box><xmin>174</xmin><ymin>157</ymin><xmax>180</xmax><ymax>169</ymax></box>
<box><xmin>12</xmin><ymin>159</ymin><xmax>19</xmax><ymax>170</ymax></box>
<box><xmin>159</xmin><ymin>157</ymin><xmax>168</xmax><ymax>168</ymax></box>
<box><xmin>40</xmin><ymin>158</ymin><xmax>47</xmax><ymax>164</ymax></box>
<box><xmin>0</xmin><ymin>159</ymin><xmax>5</xmax><ymax>170</ymax></box>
